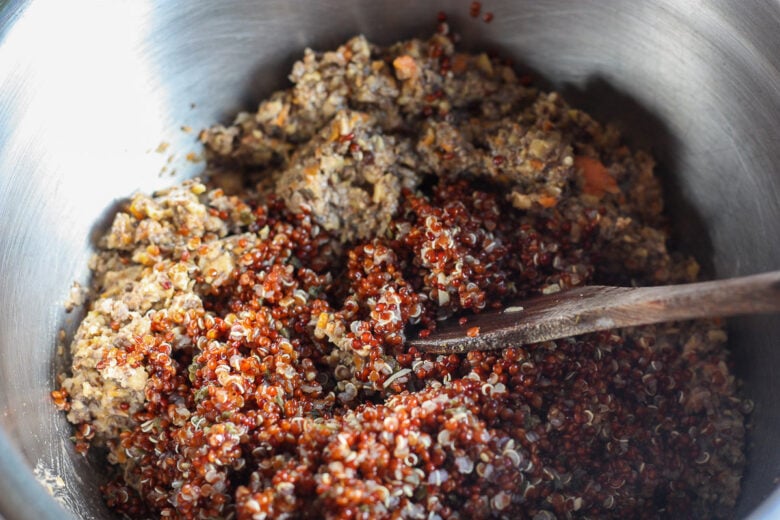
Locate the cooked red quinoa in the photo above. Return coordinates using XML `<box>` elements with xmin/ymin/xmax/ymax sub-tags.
<box><xmin>55</xmin><ymin>29</ymin><xmax>749</xmax><ymax>520</ymax></box>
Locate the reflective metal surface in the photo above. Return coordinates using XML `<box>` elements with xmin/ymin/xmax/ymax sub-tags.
<box><xmin>0</xmin><ymin>1</ymin><xmax>778</xmax><ymax>518</ymax></box>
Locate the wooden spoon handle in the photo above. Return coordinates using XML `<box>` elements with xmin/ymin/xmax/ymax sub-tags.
<box><xmin>410</xmin><ymin>271</ymin><xmax>780</xmax><ymax>354</ymax></box>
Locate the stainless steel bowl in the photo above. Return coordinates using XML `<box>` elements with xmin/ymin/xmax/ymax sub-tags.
<box><xmin>1</xmin><ymin>1</ymin><xmax>778</xmax><ymax>518</ymax></box>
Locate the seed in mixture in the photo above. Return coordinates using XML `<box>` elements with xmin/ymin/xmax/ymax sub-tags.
<box><xmin>54</xmin><ymin>25</ymin><xmax>748</xmax><ymax>520</ymax></box>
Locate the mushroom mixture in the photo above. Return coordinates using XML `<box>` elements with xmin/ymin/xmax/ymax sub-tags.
<box><xmin>53</xmin><ymin>28</ymin><xmax>749</xmax><ymax>520</ymax></box>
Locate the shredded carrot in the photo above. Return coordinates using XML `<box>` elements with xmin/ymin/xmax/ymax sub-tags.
<box><xmin>328</xmin><ymin>122</ymin><xmax>340</xmax><ymax>142</ymax></box>
<box><xmin>529</xmin><ymin>158</ymin><xmax>544</xmax><ymax>171</ymax></box>
<box><xmin>392</xmin><ymin>55</ymin><xmax>418</xmax><ymax>80</ymax></box>
<box><xmin>421</xmin><ymin>127</ymin><xmax>435</xmax><ymax>147</ymax></box>
<box><xmin>439</xmin><ymin>141</ymin><xmax>454</xmax><ymax>153</ymax></box>
<box><xmin>274</xmin><ymin>104</ymin><xmax>289</xmax><ymax>127</ymax></box>
<box><xmin>537</xmin><ymin>195</ymin><xmax>558</xmax><ymax>208</ymax></box>
<box><xmin>574</xmin><ymin>156</ymin><xmax>620</xmax><ymax>197</ymax></box>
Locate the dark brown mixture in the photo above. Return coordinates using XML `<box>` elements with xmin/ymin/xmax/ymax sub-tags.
<box><xmin>54</xmin><ymin>26</ymin><xmax>749</xmax><ymax>520</ymax></box>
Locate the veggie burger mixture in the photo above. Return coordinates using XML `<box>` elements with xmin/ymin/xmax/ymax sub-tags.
<box><xmin>53</xmin><ymin>27</ymin><xmax>749</xmax><ymax>520</ymax></box>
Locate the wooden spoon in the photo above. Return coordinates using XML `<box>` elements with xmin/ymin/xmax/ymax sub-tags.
<box><xmin>408</xmin><ymin>271</ymin><xmax>780</xmax><ymax>354</ymax></box>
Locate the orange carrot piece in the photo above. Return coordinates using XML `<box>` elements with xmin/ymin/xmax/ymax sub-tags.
<box><xmin>392</xmin><ymin>55</ymin><xmax>418</xmax><ymax>80</ymax></box>
<box><xmin>574</xmin><ymin>156</ymin><xmax>620</xmax><ymax>197</ymax></box>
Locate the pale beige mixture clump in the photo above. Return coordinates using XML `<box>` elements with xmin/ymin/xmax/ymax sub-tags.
<box><xmin>61</xmin><ymin>182</ymin><xmax>255</xmax><ymax>439</ymax></box>
<box><xmin>275</xmin><ymin>110</ymin><xmax>420</xmax><ymax>242</ymax></box>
